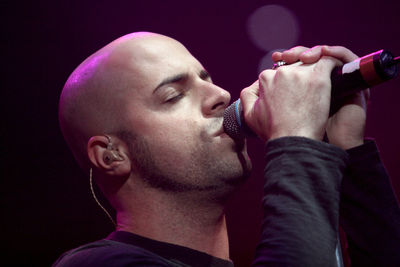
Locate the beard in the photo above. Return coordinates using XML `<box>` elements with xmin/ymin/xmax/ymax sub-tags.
<box><xmin>116</xmin><ymin>129</ymin><xmax>251</xmax><ymax>198</ymax></box>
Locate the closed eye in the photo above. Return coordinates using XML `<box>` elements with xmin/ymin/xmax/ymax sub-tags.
<box><xmin>165</xmin><ymin>92</ymin><xmax>185</xmax><ymax>103</ymax></box>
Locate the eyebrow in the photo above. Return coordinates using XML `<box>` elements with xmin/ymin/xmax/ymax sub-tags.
<box><xmin>153</xmin><ymin>70</ymin><xmax>212</xmax><ymax>93</ymax></box>
<box><xmin>153</xmin><ymin>73</ymin><xmax>189</xmax><ymax>93</ymax></box>
<box><xmin>199</xmin><ymin>69</ymin><xmax>211</xmax><ymax>81</ymax></box>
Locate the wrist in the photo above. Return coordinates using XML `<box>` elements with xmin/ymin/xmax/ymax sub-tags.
<box><xmin>330</xmin><ymin>138</ymin><xmax>364</xmax><ymax>150</ymax></box>
<box><xmin>269</xmin><ymin>128</ymin><xmax>324</xmax><ymax>142</ymax></box>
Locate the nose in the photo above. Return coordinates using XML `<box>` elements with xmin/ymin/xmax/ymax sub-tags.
<box><xmin>201</xmin><ymin>82</ymin><xmax>231</xmax><ymax>117</ymax></box>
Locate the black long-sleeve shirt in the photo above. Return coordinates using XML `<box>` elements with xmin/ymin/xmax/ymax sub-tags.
<box><xmin>341</xmin><ymin>140</ymin><xmax>400</xmax><ymax>266</ymax></box>
<box><xmin>53</xmin><ymin>138</ymin><xmax>400</xmax><ymax>266</ymax></box>
<box><xmin>253</xmin><ymin>137</ymin><xmax>347</xmax><ymax>266</ymax></box>
<box><xmin>254</xmin><ymin>137</ymin><xmax>400</xmax><ymax>266</ymax></box>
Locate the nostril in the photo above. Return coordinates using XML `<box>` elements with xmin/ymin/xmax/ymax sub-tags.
<box><xmin>212</xmin><ymin>101</ymin><xmax>224</xmax><ymax>110</ymax></box>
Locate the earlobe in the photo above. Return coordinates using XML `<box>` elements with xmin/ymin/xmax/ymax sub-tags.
<box><xmin>87</xmin><ymin>135</ymin><xmax>131</xmax><ymax>176</ymax></box>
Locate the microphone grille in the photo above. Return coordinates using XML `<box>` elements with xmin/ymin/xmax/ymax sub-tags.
<box><xmin>223</xmin><ymin>99</ymin><xmax>244</xmax><ymax>140</ymax></box>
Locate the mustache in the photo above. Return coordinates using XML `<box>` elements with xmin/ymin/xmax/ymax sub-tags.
<box><xmin>209</xmin><ymin>116</ymin><xmax>224</xmax><ymax>136</ymax></box>
<box><xmin>199</xmin><ymin>116</ymin><xmax>224</xmax><ymax>141</ymax></box>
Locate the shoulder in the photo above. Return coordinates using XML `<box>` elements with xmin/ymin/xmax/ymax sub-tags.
<box><xmin>52</xmin><ymin>239</ymin><xmax>176</xmax><ymax>267</ymax></box>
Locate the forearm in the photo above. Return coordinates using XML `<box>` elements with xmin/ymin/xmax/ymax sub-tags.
<box><xmin>340</xmin><ymin>140</ymin><xmax>400</xmax><ymax>266</ymax></box>
<box><xmin>253</xmin><ymin>137</ymin><xmax>348</xmax><ymax>266</ymax></box>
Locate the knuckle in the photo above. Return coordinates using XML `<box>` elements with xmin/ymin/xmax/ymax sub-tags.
<box><xmin>240</xmin><ymin>89</ymin><xmax>248</xmax><ymax>99</ymax></box>
<box><xmin>332</xmin><ymin>45</ymin><xmax>345</xmax><ymax>50</ymax></box>
<box><xmin>313</xmin><ymin>45</ymin><xmax>325</xmax><ymax>50</ymax></box>
<box><xmin>258</xmin><ymin>69</ymin><xmax>273</xmax><ymax>82</ymax></box>
<box><xmin>310</xmin><ymin>76</ymin><xmax>329</xmax><ymax>89</ymax></box>
<box><xmin>292</xmin><ymin>45</ymin><xmax>308</xmax><ymax>51</ymax></box>
<box><xmin>274</xmin><ymin>67</ymin><xmax>292</xmax><ymax>79</ymax></box>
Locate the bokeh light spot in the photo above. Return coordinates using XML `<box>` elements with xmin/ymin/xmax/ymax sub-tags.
<box><xmin>247</xmin><ymin>5</ymin><xmax>300</xmax><ymax>52</ymax></box>
<box><xmin>258</xmin><ymin>49</ymin><xmax>286</xmax><ymax>74</ymax></box>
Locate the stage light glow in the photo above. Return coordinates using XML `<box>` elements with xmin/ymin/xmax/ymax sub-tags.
<box><xmin>247</xmin><ymin>5</ymin><xmax>300</xmax><ymax>73</ymax></box>
<box><xmin>247</xmin><ymin>5</ymin><xmax>299</xmax><ymax>51</ymax></box>
<box><xmin>257</xmin><ymin>49</ymin><xmax>286</xmax><ymax>74</ymax></box>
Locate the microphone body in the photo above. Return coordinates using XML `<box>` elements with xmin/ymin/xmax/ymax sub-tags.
<box><xmin>223</xmin><ymin>49</ymin><xmax>399</xmax><ymax>140</ymax></box>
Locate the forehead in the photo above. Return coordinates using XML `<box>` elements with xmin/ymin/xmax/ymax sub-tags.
<box><xmin>113</xmin><ymin>36</ymin><xmax>204</xmax><ymax>91</ymax></box>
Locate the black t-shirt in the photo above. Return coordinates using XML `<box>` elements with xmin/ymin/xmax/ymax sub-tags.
<box><xmin>53</xmin><ymin>231</ymin><xmax>234</xmax><ymax>267</ymax></box>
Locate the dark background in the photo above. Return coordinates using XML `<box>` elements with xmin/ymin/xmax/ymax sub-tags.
<box><xmin>2</xmin><ymin>0</ymin><xmax>399</xmax><ymax>266</ymax></box>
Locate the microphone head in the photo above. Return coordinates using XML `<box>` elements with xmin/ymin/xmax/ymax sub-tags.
<box><xmin>223</xmin><ymin>99</ymin><xmax>255</xmax><ymax>140</ymax></box>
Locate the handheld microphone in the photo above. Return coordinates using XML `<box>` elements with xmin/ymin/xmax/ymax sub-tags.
<box><xmin>223</xmin><ymin>49</ymin><xmax>399</xmax><ymax>140</ymax></box>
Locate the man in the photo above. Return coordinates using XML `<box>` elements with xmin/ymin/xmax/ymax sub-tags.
<box><xmin>54</xmin><ymin>32</ymin><xmax>400</xmax><ymax>266</ymax></box>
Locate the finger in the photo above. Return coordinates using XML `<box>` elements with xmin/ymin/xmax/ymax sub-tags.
<box><xmin>364</xmin><ymin>88</ymin><xmax>371</xmax><ymax>103</ymax></box>
<box><xmin>281</xmin><ymin>46</ymin><xmax>309</xmax><ymax>63</ymax></box>
<box><xmin>321</xmin><ymin>45</ymin><xmax>358</xmax><ymax>63</ymax></box>
<box><xmin>240</xmin><ymin>80</ymin><xmax>260</xmax><ymax>120</ymax></box>
<box><xmin>361</xmin><ymin>88</ymin><xmax>370</xmax><ymax>110</ymax></box>
<box><xmin>299</xmin><ymin>45</ymin><xmax>325</xmax><ymax>64</ymax></box>
<box><xmin>272</xmin><ymin>51</ymin><xmax>283</xmax><ymax>62</ymax></box>
<box><xmin>314</xmin><ymin>56</ymin><xmax>343</xmax><ymax>80</ymax></box>
<box><xmin>241</xmin><ymin>71</ymin><xmax>275</xmax><ymax>140</ymax></box>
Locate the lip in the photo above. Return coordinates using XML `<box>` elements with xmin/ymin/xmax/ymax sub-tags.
<box><xmin>219</xmin><ymin>132</ymin><xmax>230</xmax><ymax>138</ymax></box>
<box><xmin>214</xmin><ymin>127</ymin><xmax>232</xmax><ymax>139</ymax></box>
<box><xmin>213</xmin><ymin>125</ymin><xmax>225</xmax><ymax>137</ymax></box>
<box><xmin>211</xmin><ymin>118</ymin><xmax>229</xmax><ymax>138</ymax></box>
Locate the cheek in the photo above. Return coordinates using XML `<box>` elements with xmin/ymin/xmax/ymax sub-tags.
<box><xmin>141</xmin><ymin>139</ymin><xmax>193</xmax><ymax>178</ymax></box>
<box><xmin>144</xmin><ymin>121</ymin><xmax>204</xmax><ymax>160</ymax></box>
<box><xmin>128</xmin><ymin>107</ymin><xmax>211</xmax><ymax>161</ymax></box>
<box><xmin>152</xmin><ymin>113</ymin><xmax>206</xmax><ymax>143</ymax></box>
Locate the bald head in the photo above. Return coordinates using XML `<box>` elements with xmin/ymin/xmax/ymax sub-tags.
<box><xmin>59</xmin><ymin>32</ymin><xmax>189</xmax><ymax>169</ymax></box>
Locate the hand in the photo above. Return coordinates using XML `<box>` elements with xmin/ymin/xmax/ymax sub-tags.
<box><xmin>240</xmin><ymin>54</ymin><xmax>341</xmax><ymax>142</ymax></box>
<box><xmin>273</xmin><ymin>46</ymin><xmax>369</xmax><ymax>149</ymax></box>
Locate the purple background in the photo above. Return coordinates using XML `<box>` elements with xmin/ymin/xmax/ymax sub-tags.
<box><xmin>2</xmin><ymin>0</ymin><xmax>399</xmax><ymax>266</ymax></box>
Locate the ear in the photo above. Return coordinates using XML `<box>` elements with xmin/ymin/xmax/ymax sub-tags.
<box><xmin>87</xmin><ymin>135</ymin><xmax>131</xmax><ymax>177</ymax></box>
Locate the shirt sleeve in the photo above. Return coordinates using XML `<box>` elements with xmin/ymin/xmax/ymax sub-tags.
<box><xmin>340</xmin><ymin>140</ymin><xmax>400</xmax><ymax>266</ymax></box>
<box><xmin>253</xmin><ymin>137</ymin><xmax>348</xmax><ymax>267</ymax></box>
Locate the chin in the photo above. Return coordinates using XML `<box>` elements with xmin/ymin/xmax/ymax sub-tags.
<box><xmin>226</xmin><ymin>151</ymin><xmax>252</xmax><ymax>186</ymax></box>
<box><xmin>214</xmin><ymin>168</ymin><xmax>252</xmax><ymax>205</ymax></box>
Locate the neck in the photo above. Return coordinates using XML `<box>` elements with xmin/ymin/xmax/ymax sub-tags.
<box><xmin>115</xmin><ymin>187</ymin><xmax>230</xmax><ymax>260</ymax></box>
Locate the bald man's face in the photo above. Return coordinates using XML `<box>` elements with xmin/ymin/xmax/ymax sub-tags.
<box><xmin>110</xmin><ymin>35</ymin><xmax>251</xmax><ymax>194</ymax></box>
